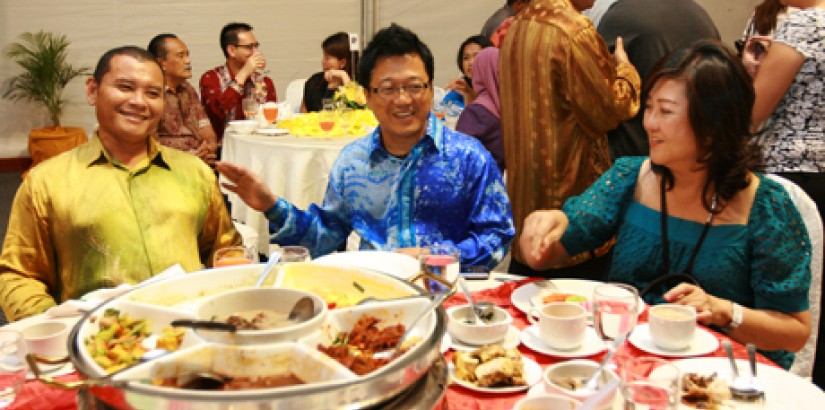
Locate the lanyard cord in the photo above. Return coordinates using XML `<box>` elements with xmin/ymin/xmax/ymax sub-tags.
<box><xmin>660</xmin><ymin>176</ymin><xmax>717</xmax><ymax>276</ymax></box>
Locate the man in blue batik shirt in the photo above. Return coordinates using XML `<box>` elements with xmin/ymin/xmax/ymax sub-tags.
<box><xmin>216</xmin><ymin>24</ymin><xmax>514</xmax><ymax>269</ymax></box>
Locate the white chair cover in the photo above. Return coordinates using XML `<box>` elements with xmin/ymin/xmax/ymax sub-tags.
<box><xmin>284</xmin><ymin>78</ymin><xmax>307</xmax><ymax>113</ymax></box>
<box><xmin>767</xmin><ymin>174</ymin><xmax>823</xmax><ymax>378</ymax></box>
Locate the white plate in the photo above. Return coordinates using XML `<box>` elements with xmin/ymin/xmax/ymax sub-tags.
<box><xmin>449</xmin><ymin>356</ymin><xmax>542</xmax><ymax>393</ymax></box>
<box><xmin>511</xmin><ymin>280</ymin><xmax>645</xmax><ymax>318</ymax></box>
<box><xmin>521</xmin><ymin>326</ymin><xmax>607</xmax><ymax>358</ymax></box>
<box><xmin>254</xmin><ymin>127</ymin><xmax>289</xmax><ymax>136</ymax></box>
<box><xmin>629</xmin><ymin>324</ymin><xmax>719</xmax><ymax>358</ymax></box>
<box><xmin>666</xmin><ymin>358</ymin><xmax>825</xmax><ymax>409</ymax></box>
<box><xmin>313</xmin><ymin>251</ymin><xmax>420</xmax><ymax>279</ymax></box>
<box><xmin>450</xmin><ymin>325</ymin><xmax>521</xmax><ymax>352</ymax></box>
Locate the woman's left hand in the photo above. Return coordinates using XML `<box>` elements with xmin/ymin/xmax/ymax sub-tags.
<box><xmin>663</xmin><ymin>283</ymin><xmax>726</xmax><ymax>325</ymax></box>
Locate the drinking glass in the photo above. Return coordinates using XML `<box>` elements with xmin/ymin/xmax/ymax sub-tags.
<box><xmin>622</xmin><ymin>357</ymin><xmax>681</xmax><ymax>410</ymax></box>
<box><xmin>242</xmin><ymin>97</ymin><xmax>259</xmax><ymax>120</ymax></box>
<box><xmin>337</xmin><ymin>107</ymin><xmax>353</xmax><ymax>135</ymax></box>
<box><xmin>262</xmin><ymin>101</ymin><xmax>279</xmax><ymax>127</ymax></box>
<box><xmin>279</xmin><ymin>245</ymin><xmax>310</xmax><ymax>263</ymax></box>
<box><xmin>0</xmin><ymin>330</ymin><xmax>26</xmax><ymax>408</ymax></box>
<box><xmin>318</xmin><ymin>101</ymin><xmax>337</xmax><ymax>136</ymax></box>
<box><xmin>213</xmin><ymin>246</ymin><xmax>256</xmax><ymax>267</ymax></box>
<box><xmin>420</xmin><ymin>244</ymin><xmax>460</xmax><ymax>293</ymax></box>
<box><xmin>592</xmin><ymin>283</ymin><xmax>639</xmax><ymax>342</ymax></box>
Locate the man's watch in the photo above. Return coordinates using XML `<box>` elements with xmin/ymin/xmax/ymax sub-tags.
<box><xmin>722</xmin><ymin>302</ymin><xmax>744</xmax><ymax>333</ymax></box>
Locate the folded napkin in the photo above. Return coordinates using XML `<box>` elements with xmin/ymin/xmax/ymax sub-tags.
<box><xmin>45</xmin><ymin>264</ymin><xmax>187</xmax><ymax>317</ymax></box>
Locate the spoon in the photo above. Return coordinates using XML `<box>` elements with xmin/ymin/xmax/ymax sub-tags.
<box><xmin>745</xmin><ymin>343</ymin><xmax>766</xmax><ymax>400</ymax></box>
<box><xmin>576</xmin><ymin>380</ymin><xmax>620</xmax><ymax>410</ymax></box>
<box><xmin>579</xmin><ymin>332</ymin><xmax>627</xmax><ymax>395</ymax></box>
<box><xmin>287</xmin><ymin>296</ymin><xmax>315</xmax><ymax>322</ymax></box>
<box><xmin>456</xmin><ymin>277</ymin><xmax>485</xmax><ymax>324</ymax></box>
<box><xmin>722</xmin><ymin>340</ymin><xmax>763</xmax><ymax>400</ymax></box>
<box><xmin>254</xmin><ymin>250</ymin><xmax>282</xmax><ymax>288</ymax></box>
<box><xmin>170</xmin><ymin>319</ymin><xmax>237</xmax><ymax>332</ymax></box>
<box><xmin>373</xmin><ymin>291</ymin><xmax>451</xmax><ymax>360</ymax></box>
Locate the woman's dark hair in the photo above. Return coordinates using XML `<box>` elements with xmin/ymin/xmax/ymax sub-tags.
<box><xmin>753</xmin><ymin>0</ymin><xmax>787</xmax><ymax>35</ymax></box>
<box><xmin>357</xmin><ymin>23</ymin><xmax>434</xmax><ymax>89</ymax></box>
<box><xmin>647</xmin><ymin>39</ymin><xmax>759</xmax><ymax>213</ymax></box>
<box><xmin>456</xmin><ymin>35</ymin><xmax>493</xmax><ymax>87</ymax></box>
<box><xmin>322</xmin><ymin>32</ymin><xmax>351</xmax><ymax>74</ymax></box>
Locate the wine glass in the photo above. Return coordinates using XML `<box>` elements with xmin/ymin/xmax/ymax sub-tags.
<box><xmin>420</xmin><ymin>244</ymin><xmax>460</xmax><ymax>294</ymax></box>
<box><xmin>279</xmin><ymin>245</ymin><xmax>310</xmax><ymax>263</ymax></box>
<box><xmin>242</xmin><ymin>97</ymin><xmax>259</xmax><ymax>120</ymax></box>
<box><xmin>592</xmin><ymin>282</ymin><xmax>639</xmax><ymax>342</ymax></box>
<box><xmin>337</xmin><ymin>107</ymin><xmax>353</xmax><ymax>135</ymax></box>
<box><xmin>262</xmin><ymin>102</ymin><xmax>279</xmax><ymax>128</ymax></box>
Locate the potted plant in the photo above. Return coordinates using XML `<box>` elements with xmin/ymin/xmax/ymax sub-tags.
<box><xmin>3</xmin><ymin>30</ymin><xmax>90</xmax><ymax>175</ymax></box>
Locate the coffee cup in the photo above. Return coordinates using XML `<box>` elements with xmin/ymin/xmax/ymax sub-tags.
<box><xmin>528</xmin><ymin>302</ymin><xmax>587</xmax><ymax>350</ymax></box>
<box><xmin>648</xmin><ymin>304</ymin><xmax>696</xmax><ymax>351</ymax></box>
<box><xmin>20</xmin><ymin>321</ymin><xmax>69</xmax><ymax>357</ymax></box>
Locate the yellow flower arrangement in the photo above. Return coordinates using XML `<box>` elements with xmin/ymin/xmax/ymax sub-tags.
<box><xmin>333</xmin><ymin>81</ymin><xmax>367</xmax><ymax>109</ymax></box>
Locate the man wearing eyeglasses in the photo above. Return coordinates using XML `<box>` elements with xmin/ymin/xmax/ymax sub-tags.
<box><xmin>216</xmin><ymin>24</ymin><xmax>514</xmax><ymax>270</ymax></box>
<box><xmin>200</xmin><ymin>22</ymin><xmax>277</xmax><ymax>143</ymax></box>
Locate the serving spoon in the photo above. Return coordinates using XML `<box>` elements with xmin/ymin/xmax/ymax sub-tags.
<box><xmin>254</xmin><ymin>250</ymin><xmax>282</xmax><ymax>287</ymax></box>
<box><xmin>456</xmin><ymin>277</ymin><xmax>495</xmax><ymax>323</ymax></box>
<box><xmin>373</xmin><ymin>291</ymin><xmax>451</xmax><ymax>360</ymax></box>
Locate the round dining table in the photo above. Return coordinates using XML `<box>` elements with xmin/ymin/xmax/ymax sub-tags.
<box><xmin>220</xmin><ymin>129</ymin><xmax>360</xmax><ymax>254</ymax></box>
<box><xmin>3</xmin><ymin>270</ymin><xmax>823</xmax><ymax>410</ymax></box>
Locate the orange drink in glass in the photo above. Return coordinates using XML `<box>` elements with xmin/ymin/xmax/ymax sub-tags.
<box><xmin>213</xmin><ymin>246</ymin><xmax>255</xmax><ymax>267</ymax></box>
<box><xmin>263</xmin><ymin>102</ymin><xmax>279</xmax><ymax>126</ymax></box>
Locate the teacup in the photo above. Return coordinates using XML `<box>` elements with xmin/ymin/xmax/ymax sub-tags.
<box><xmin>21</xmin><ymin>321</ymin><xmax>69</xmax><ymax>357</ymax></box>
<box><xmin>648</xmin><ymin>304</ymin><xmax>696</xmax><ymax>351</ymax></box>
<box><xmin>528</xmin><ymin>302</ymin><xmax>587</xmax><ymax>350</ymax></box>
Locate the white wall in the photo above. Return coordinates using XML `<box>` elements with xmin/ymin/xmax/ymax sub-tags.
<box><xmin>0</xmin><ymin>0</ymin><xmax>758</xmax><ymax>154</ymax></box>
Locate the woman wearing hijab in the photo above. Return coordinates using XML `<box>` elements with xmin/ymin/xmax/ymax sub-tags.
<box><xmin>455</xmin><ymin>47</ymin><xmax>505</xmax><ymax>173</ymax></box>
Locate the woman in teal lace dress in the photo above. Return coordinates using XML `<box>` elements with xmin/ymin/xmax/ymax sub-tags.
<box><xmin>519</xmin><ymin>40</ymin><xmax>811</xmax><ymax>369</ymax></box>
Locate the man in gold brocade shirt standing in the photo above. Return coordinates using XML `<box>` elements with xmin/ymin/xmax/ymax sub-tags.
<box><xmin>499</xmin><ymin>0</ymin><xmax>640</xmax><ymax>277</ymax></box>
<box><xmin>0</xmin><ymin>46</ymin><xmax>241</xmax><ymax>321</ymax></box>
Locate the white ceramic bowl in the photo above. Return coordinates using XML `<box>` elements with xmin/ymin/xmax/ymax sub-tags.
<box><xmin>446</xmin><ymin>304</ymin><xmax>512</xmax><ymax>345</ymax></box>
<box><xmin>543</xmin><ymin>359</ymin><xmax>620</xmax><ymax>410</ymax></box>
<box><xmin>21</xmin><ymin>320</ymin><xmax>69</xmax><ymax>357</ymax></box>
<box><xmin>228</xmin><ymin>119</ymin><xmax>258</xmax><ymax>134</ymax></box>
<box><xmin>194</xmin><ymin>288</ymin><xmax>327</xmax><ymax>344</ymax></box>
<box><xmin>512</xmin><ymin>393</ymin><xmax>581</xmax><ymax>410</ymax></box>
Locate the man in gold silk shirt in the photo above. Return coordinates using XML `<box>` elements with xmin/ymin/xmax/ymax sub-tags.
<box><xmin>0</xmin><ymin>46</ymin><xmax>241</xmax><ymax>321</ymax></box>
<box><xmin>499</xmin><ymin>0</ymin><xmax>640</xmax><ymax>276</ymax></box>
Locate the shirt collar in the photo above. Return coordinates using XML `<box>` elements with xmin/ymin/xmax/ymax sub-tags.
<box><xmin>367</xmin><ymin>112</ymin><xmax>445</xmax><ymax>161</ymax></box>
<box><xmin>82</xmin><ymin>132</ymin><xmax>170</xmax><ymax>170</ymax></box>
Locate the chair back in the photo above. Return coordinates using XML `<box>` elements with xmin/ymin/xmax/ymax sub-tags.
<box><xmin>284</xmin><ymin>78</ymin><xmax>307</xmax><ymax>113</ymax></box>
<box><xmin>767</xmin><ymin>174</ymin><xmax>823</xmax><ymax>378</ymax></box>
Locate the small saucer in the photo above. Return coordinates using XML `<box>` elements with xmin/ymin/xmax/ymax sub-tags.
<box><xmin>629</xmin><ymin>324</ymin><xmax>719</xmax><ymax>358</ymax></box>
<box><xmin>449</xmin><ymin>357</ymin><xmax>542</xmax><ymax>393</ymax></box>
<box><xmin>521</xmin><ymin>326</ymin><xmax>607</xmax><ymax>358</ymax></box>
<box><xmin>450</xmin><ymin>325</ymin><xmax>521</xmax><ymax>351</ymax></box>
<box><xmin>255</xmin><ymin>127</ymin><xmax>289</xmax><ymax>136</ymax></box>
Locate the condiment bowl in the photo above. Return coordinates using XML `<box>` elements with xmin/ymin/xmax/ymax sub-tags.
<box><xmin>446</xmin><ymin>304</ymin><xmax>511</xmax><ymax>345</ymax></box>
<box><xmin>227</xmin><ymin>120</ymin><xmax>258</xmax><ymax>134</ymax></box>
<box><xmin>512</xmin><ymin>393</ymin><xmax>581</xmax><ymax>410</ymax></box>
<box><xmin>543</xmin><ymin>359</ymin><xmax>620</xmax><ymax>410</ymax></box>
<box><xmin>21</xmin><ymin>320</ymin><xmax>69</xmax><ymax>357</ymax></box>
<box><xmin>194</xmin><ymin>288</ymin><xmax>327</xmax><ymax>344</ymax></box>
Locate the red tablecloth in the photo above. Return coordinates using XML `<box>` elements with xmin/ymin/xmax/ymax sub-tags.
<box><xmin>436</xmin><ymin>278</ymin><xmax>779</xmax><ymax>410</ymax></box>
<box><xmin>10</xmin><ymin>278</ymin><xmax>778</xmax><ymax>410</ymax></box>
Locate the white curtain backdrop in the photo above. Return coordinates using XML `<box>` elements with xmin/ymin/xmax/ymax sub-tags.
<box><xmin>1</xmin><ymin>0</ymin><xmax>757</xmax><ymax>157</ymax></box>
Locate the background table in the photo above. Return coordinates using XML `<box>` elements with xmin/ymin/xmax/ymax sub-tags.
<box><xmin>220</xmin><ymin>130</ymin><xmax>359</xmax><ymax>254</ymax></box>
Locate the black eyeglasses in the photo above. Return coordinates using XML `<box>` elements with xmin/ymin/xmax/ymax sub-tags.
<box><xmin>234</xmin><ymin>42</ymin><xmax>260</xmax><ymax>50</ymax></box>
<box><xmin>370</xmin><ymin>83</ymin><xmax>430</xmax><ymax>99</ymax></box>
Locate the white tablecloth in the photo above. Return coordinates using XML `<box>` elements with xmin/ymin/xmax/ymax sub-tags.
<box><xmin>220</xmin><ymin>130</ymin><xmax>359</xmax><ymax>253</ymax></box>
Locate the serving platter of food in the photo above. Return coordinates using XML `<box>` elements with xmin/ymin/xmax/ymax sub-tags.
<box><xmin>37</xmin><ymin>262</ymin><xmax>450</xmax><ymax>409</ymax></box>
